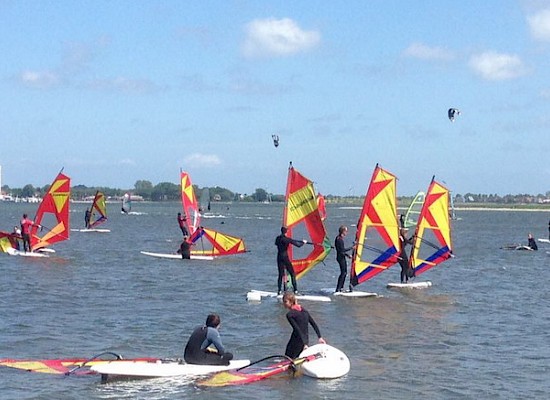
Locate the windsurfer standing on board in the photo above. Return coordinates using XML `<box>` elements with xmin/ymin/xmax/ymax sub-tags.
<box><xmin>20</xmin><ymin>213</ymin><xmax>36</xmax><ymax>252</ymax></box>
<box><xmin>177</xmin><ymin>235</ymin><xmax>191</xmax><ymax>259</ymax></box>
<box><xmin>282</xmin><ymin>292</ymin><xmax>326</xmax><ymax>358</ymax></box>
<box><xmin>177</xmin><ymin>212</ymin><xmax>189</xmax><ymax>237</ymax></box>
<box><xmin>84</xmin><ymin>209</ymin><xmax>91</xmax><ymax>229</ymax></box>
<box><xmin>275</xmin><ymin>226</ymin><xmax>306</xmax><ymax>295</ymax></box>
<box><xmin>335</xmin><ymin>225</ymin><xmax>354</xmax><ymax>292</ymax></box>
<box><xmin>399</xmin><ymin>228</ymin><xmax>414</xmax><ymax>283</ymax></box>
<box><xmin>184</xmin><ymin>314</ymin><xmax>234</xmax><ymax>366</ymax></box>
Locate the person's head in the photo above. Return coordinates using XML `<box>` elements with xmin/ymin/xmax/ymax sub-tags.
<box><xmin>528</xmin><ymin>233</ymin><xmax>533</xmax><ymax>239</ymax></box>
<box><xmin>182</xmin><ymin>234</ymin><xmax>189</xmax><ymax>240</ymax></box>
<box><xmin>205</xmin><ymin>314</ymin><xmax>221</xmax><ymax>328</ymax></box>
<box><xmin>23</xmin><ymin>213</ymin><xmax>27</xmax><ymax>218</ymax></box>
<box><xmin>338</xmin><ymin>225</ymin><xmax>348</xmax><ymax>235</ymax></box>
<box><xmin>282</xmin><ymin>292</ymin><xmax>297</xmax><ymax>309</ymax></box>
<box><xmin>178</xmin><ymin>212</ymin><xmax>181</xmax><ymax>216</ymax></box>
<box><xmin>281</xmin><ymin>226</ymin><xmax>288</xmax><ymax>235</ymax></box>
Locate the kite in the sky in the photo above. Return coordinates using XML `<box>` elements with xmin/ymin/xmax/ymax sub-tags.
<box><xmin>272</xmin><ymin>134</ymin><xmax>279</xmax><ymax>147</ymax></box>
<box><xmin>448</xmin><ymin>108</ymin><xmax>461</xmax><ymax>122</ymax></box>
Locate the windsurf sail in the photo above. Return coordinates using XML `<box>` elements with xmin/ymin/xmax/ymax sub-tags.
<box><xmin>189</xmin><ymin>226</ymin><xmax>246</xmax><ymax>257</ymax></box>
<box><xmin>350</xmin><ymin>164</ymin><xmax>400</xmax><ymax>288</ymax></box>
<box><xmin>283</xmin><ymin>163</ymin><xmax>331</xmax><ymax>280</ymax></box>
<box><xmin>402</xmin><ymin>191</ymin><xmax>425</xmax><ymax>229</ymax></box>
<box><xmin>0</xmin><ymin>353</ymin><xmax>157</xmax><ymax>375</ymax></box>
<box><xmin>121</xmin><ymin>192</ymin><xmax>131</xmax><ymax>213</ymax></box>
<box><xmin>197</xmin><ymin>353</ymin><xmax>322</xmax><ymax>387</ymax></box>
<box><xmin>180</xmin><ymin>170</ymin><xmax>200</xmax><ymax>234</ymax></box>
<box><xmin>409</xmin><ymin>177</ymin><xmax>453</xmax><ymax>276</ymax></box>
<box><xmin>88</xmin><ymin>191</ymin><xmax>107</xmax><ymax>228</ymax></box>
<box><xmin>30</xmin><ymin>170</ymin><xmax>71</xmax><ymax>251</ymax></box>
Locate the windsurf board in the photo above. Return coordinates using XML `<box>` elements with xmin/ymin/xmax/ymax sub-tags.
<box><xmin>387</xmin><ymin>281</ymin><xmax>432</xmax><ymax>289</ymax></box>
<box><xmin>90</xmin><ymin>359</ymin><xmax>249</xmax><ymax>381</ymax></box>
<box><xmin>537</xmin><ymin>238</ymin><xmax>550</xmax><ymax>244</ymax></box>
<box><xmin>247</xmin><ymin>289</ymin><xmax>331</xmax><ymax>303</ymax></box>
<box><xmin>140</xmin><ymin>251</ymin><xmax>215</xmax><ymax>261</ymax></box>
<box><xmin>298</xmin><ymin>344</ymin><xmax>350</xmax><ymax>379</ymax></box>
<box><xmin>5</xmin><ymin>248</ymin><xmax>49</xmax><ymax>258</ymax></box>
<box><xmin>71</xmin><ymin>228</ymin><xmax>111</xmax><ymax>233</ymax></box>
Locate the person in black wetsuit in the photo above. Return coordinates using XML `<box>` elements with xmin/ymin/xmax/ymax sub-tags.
<box><xmin>527</xmin><ymin>233</ymin><xmax>538</xmax><ymax>251</ymax></box>
<box><xmin>282</xmin><ymin>292</ymin><xmax>326</xmax><ymax>359</ymax></box>
<box><xmin>184</xmin><ymin>314</ymin><xmax>234</xmax><ymax>365</ymax></box>
<box><xmin>275</xmin><ymin>226</ymin><xmax>306</xmax><ymax>294</ymax></box>
<box><xmin>178</xmin><ymin>235</ymin><xmax>191</xmax><ymax>259</ymax></box>
<box><xmin>399</xmin><ymin>228</ymin><xmax>415</xmax><ymax>283</ymax></box>
<box><xmin>335</xmin><ymin>225</ymin><xmax>354</xmax><ymax>292</ymax></box>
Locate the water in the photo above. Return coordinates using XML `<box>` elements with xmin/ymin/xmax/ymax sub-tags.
<box><xmin>1</xmin><ymin>202</ymin><xmax>549</xmax><ymax>399</ymax></box>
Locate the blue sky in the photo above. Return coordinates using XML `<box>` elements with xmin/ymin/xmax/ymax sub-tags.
<box><xmin>1</xmin><ymin>0</ymin><xmax>549</xmax><ymax>196</ymax></box>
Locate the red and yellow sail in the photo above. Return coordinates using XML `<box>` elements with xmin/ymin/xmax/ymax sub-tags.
<box><xmin>284</xmin><ymin>163</ymin><xmax>331</xmax><ymax>279</ymax></box>
<box><xmin>30</xmin><ymin>171</ymin><xmax>71</xmax><ymax>251</ymax></box>
<box><xmin>409</xmin><ymin>177</ymin><xmax>453</xmax><ymax>276</ymax></box>
<box><xmin>317</xmin><ymin>193</ymin><xmax>327</xmax><ymax>221</ymax></box>
<box><xmin>350</xmin><ymin>165</ymin><xmax>400</xmax><ymax>287</ymax></box>
<box><xmin>190</xmin><ymin>227</ymin><xmax>247</xmax><ymax>257</ymax></box>
<box><xmin>180</xmin><ymin>170</ymin><xmax>200</xmax><ymax>234</ymax></box>
<box><xmin>88</xmin><ymin>191</ymin><xmax>107</xmax><ymax>228</ymax></box>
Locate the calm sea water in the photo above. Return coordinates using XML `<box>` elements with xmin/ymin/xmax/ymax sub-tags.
<box><xmin>1</xmin><ymin>201</ymin><xmax>549</xmax><ymax>399</ymax></box>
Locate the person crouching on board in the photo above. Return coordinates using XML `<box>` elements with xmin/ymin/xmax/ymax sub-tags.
<box><xmin>399</xmin><ymin>228</ymin><xmax>414</xmax><ymax>283</ymax></box>
<box><xmin>177</xmin><ymin>235</ymin><xmax>191</xmax><ymax>259</ymax></box>
<box><xmin>282</xmin><ymin>292</ymin><xmax>326</xmax><ymax>359</ymax></box>
<box><xmin>184</xmin><ymin>314</ymin><xmax>234</xmax><ymax>365</ymax></box>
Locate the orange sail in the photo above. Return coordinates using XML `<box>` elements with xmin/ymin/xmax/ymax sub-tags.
<box><xmin>180</xmin><ymin>170</ymin><xmax>200</xmax><ymax>234</ymax></box>
<box><xmin>30</xmin><ymin>170</ymin><xmax>71</xmax><ymax>251</ymax></box>
<box><xmin>88</xmin><ymin>191</ymin><xmax>107</xmax><ymax>228</ymax></box>
<box><xmin>350</xmin><ymin>165</ymin><xmax>400</xmax><ymax>287</ymax></box>
<box><xmin>284</xmin><ymin>163</ymin><xmax>331</xmax><ymax>279</ymax></box>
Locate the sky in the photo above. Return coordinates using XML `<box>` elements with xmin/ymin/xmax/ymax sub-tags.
<box><xmin>1</xmin><ymin>0</ymin><xmax>549</xmax><ymax>197</ymax></box>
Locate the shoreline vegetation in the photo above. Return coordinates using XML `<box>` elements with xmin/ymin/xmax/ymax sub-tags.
<box><xmin>2</xmin><ymin>182</ymin><xmax>550</xmax><ymax>211</ymax></box>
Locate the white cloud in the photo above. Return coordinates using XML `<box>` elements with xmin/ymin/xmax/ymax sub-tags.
<box><xmin>469</xmin><ymin>51</ymin><xmax>527</xmax><ymax>81</ymax></box>
<box><xmin>183</xmin><ymin>153</ymin><xmax>222</xmax><ymax>167</ymax></box>
<box><xmin>242</xmin><ymin>18</ymin><xmax>320</xmax><ymax>58</ymax></box>
<box><xmin>18</xmin><ymin>70</ymin><xmax>60</xmax><ymax>89</ymax></box>
<box><xmin>527</xmin><ymin>9</ymin><xmax>550</xmax><ymax>41</ymax></box>
<box><xmin>403</xmin><ymin>42</ymin><xmax>455</xmax><ymax>61</ymax></box>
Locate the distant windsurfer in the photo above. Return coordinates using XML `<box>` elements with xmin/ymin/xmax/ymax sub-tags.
<box><xmin>335</xmin><ymin>225</ymin><xmax>353</xmax><ymax>292</ymax></box>
<box><xmin>20</xmin><ymin>213</ymin><xmax>35</xmax><ymax>252</ymax></box>
<box><xmin>282</xmin><ymin>292</ymin><xmax>326</xmax><ymax>358</ymax></box>
<box><xmin>399</xmin><ymin>228</ymin><xmax>414</xmax><ymax>283</ymax></box>
<box><xmin>184</xmin><ymin>314</ymin><xmax>234</xmax><ymax>366</ymax></box>
<box><xmin>548</xmin><ymin>220</ymin><xmax>550</xmax><ymax>240</ymax></box>
<box><xmin>527</xmin><ymin>233</ymin><xmax>538</xmax><ymax>251</ymax></box>
<box><xmin>178</xmin><ymin>235</ymin><xmax>191</xmax><ymax>259</ymax></box>
<box><xmin>84</xmin><ymin>209</ymin><xmax>91</xmax><ymax>228</ymax></box>
<box><xmin>177</xmin><ymin>212</ymin><xmax>189</xmax><ymax>236</ymax></box>
<box><xmin>275</xmin><ymin>226</ymin><xmax>306</xmax><ymax>295</ymax></box>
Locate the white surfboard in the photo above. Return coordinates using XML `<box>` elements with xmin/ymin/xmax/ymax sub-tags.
<box><xmin>298</xmin><ymin>344</ymin><xmax>350</xmax><ymax>379</ymax></box>
<box><xmin>537</xmin><ymin>238</ymin><xmax>550</xmax><ymax>244</ymax></box>
<box><xmin>5</xmin><ymin>247</ymin><xmax>49</xmax><ymax>258</ymax></box>
<box><xmin>386</xmin><ymin>281</ymin><xmax>432</xmax><ymax>289</ymax></box>
<box><xmin>333</xmin><ymin>290</ymin><xmax>377</xmax><ymax>298</ymax></box>
<box><xmin>71</xmin><ymin>228</ymin><xmax>111</xmax><ymax>233</ymax></box>
<box><xmin>90</xmin><ymin>359</ymin><xmax>249</xmax><ymax>381</ymax></box>
<box><xmin>247</xmin><ymin>289</ymin><xmax>331</xmax><ymax>303</ymax></box>
<box><xmin>140</xmin><ymin>251</ymin><xmax>215</xmax><ymax>261</ymax></box>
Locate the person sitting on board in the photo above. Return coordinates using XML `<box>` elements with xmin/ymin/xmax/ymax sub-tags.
<box><xmin>275</xmin><ymin>226</ymin><xmax>307</xmax><ymax>295</ymax></box>
<box><xmin>184</xmin><ymin>314</ymin><xmax>234</xmax><ymax>366</ymax></box>
<box><xmin>20</xmin><ymin>213</ymin><xmax>36</xmax><ymax>252</ymax></box>
<box><xmin>84</xmin><ymin>209</ymin><xmax>91</xmax><ymax>229</ymax></box>
<box><xmin>177</xmin><ymin>212</ymin><xmax>189</xmax><ymax>236</ymax></box>
<box><xmin>527</xmin><ymin>233</ymin><xmax>538</xmax><ymax>251</ymax></box>
<box><xmin>335</xmin><ymin>225</ymin><xmax>354</xmax><ymax>292</ymax></box>
<box><xmin>398</xmin><ymin>228</ymin><xmax>415</xmax><ymax>283</ymax></box>
<box><xmin>282</xmin><ymin>292</ymin><xmax>326</xmax><ymax>359</ymax></box>
<box><xmin>177</xmin><ymin>235</ymin><xmax>191</xmax><ymax>259</ymax></box>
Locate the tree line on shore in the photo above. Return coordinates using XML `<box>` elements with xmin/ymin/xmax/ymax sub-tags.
<box><xmin>2</xmin><ymin>181</ymin><xmax>550</xmax><ymax>205</ymax></box>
